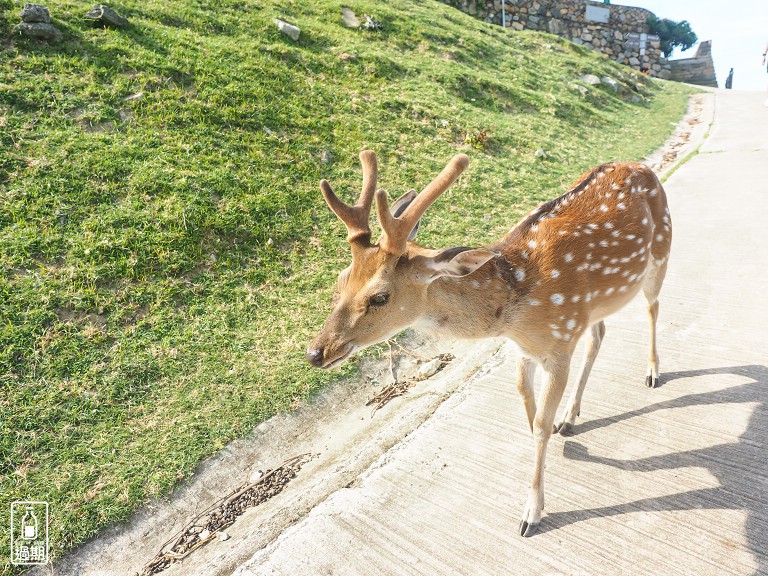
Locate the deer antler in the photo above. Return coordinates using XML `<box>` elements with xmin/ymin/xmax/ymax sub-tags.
<box><xmin>320</xmin><ymin>150</ymin><xmax>378</xmax><ymax>244</ymax></box>
<box><xmin>375</xmin><ymin>154</ymin><xmax>470</xmax><ymax>255</ymax></box>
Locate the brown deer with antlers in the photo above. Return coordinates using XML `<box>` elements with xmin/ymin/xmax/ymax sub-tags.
<box><xmin>306</xmin><ymin>151</ymin><xmax>671</xmax><ymax>537</ymax></box>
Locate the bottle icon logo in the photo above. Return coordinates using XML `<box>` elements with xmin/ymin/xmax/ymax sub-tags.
<box><xmin>10</xmin><ymin>501</ymin><xmax>49</xmax><ymax>565</ymax></box>
<box><xmin>22</xmin><ymin>506</ymin><xmax>38</xmax><ymax>539</ymax></box>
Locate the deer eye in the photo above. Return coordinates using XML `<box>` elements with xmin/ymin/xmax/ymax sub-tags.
<box><xmin>368</xmin><ymin>293</ymin><xmax>390</xmax><ymax>307</ymax></box>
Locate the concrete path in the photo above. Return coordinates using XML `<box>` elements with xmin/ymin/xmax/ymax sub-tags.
<box><xmin>231</xmin><ymin>90</ymin><xmax>768</xmax><ymax>575</ymax></box>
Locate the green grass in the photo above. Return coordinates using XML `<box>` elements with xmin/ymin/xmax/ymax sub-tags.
<box><xmin>0</xmin><ymin>0</ymin><xmax>692</xmax><ymax>569</ymax></box>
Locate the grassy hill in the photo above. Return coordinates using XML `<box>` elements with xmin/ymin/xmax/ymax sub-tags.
<box><xmin>0</xmin><ymin>0</ymin><xmax>691</xmax><ymax>568</ymax></box>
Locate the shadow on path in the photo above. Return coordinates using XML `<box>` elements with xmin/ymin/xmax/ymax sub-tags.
<box><xmin>544</xmin><ymin>365</ymin><xmax>768</xmax><ymax>575</ymax></box>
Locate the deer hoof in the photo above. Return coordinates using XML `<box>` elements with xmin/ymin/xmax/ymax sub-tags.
<box><xmin>519</xmin><ymin>519</ymin><xmax>540</xmax><ymax>537</ymax></box>
<box><xmin>645</xmin><ymin>375</ymin><xmax>658</xmax><ymax>388</ymax></box>
<box><xmin>556</xmin><ymin>422</ymin><xmax>575</xmax><ymax>436</ymax></box>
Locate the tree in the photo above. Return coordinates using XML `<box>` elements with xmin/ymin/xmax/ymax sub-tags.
<box><xmin>647</xmin><ymin>15</ymin><xmax>698</xmax><ymax>58</ymax></box>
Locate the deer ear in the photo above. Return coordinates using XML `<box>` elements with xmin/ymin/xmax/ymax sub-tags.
<box><xmin>426</xmin><ymin>248</ymin><xmax>497</xmax><ymax>281</ymax></box>
<box><xmin>389</xmin><ymin>189</ymin><xmax>420</xmax><ymax>240</ymax></box>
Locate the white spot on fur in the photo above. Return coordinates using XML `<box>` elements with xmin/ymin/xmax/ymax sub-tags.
<box><xmin>604</xmin><ymin>222</ymin><xmax>614</xmax><ymax>229</ymax></box>
<box><xmin>551</xmin><ymin>269</ymin><xmax>560</xmax><ymax>278</ymax></box>
<box><xmin>656</xmin><ymin>234</ymin><xmax>664</xmax><ymax>242</ymax></box>
<box><xmin>617</xmin><ymin>202</ymin><xmax>626</xmax><ymax>210</ymax></box>
<box><xmin>552</xmin><ymin>330</ymin><xmax>562</xmax><ymax>339</ymax></box>
<box><xmin>650</xmin><ymin>187</ymin><xmax>659</xmax><ymax>197</ymax></box>
<box><xmin>528</xmin><ymin>298</ymin><xmax>540</xmax><ymax>306</ymax></box>
<box><xmin>599</xmin><ymin>240</ymin><xmax>609</xmax><ymax>247</ymax></box>
<box><xmin>564</xmin><ymin>253</ymin><xmax>573</xmax><ymax>263</ymax></box>
<box><xmin>471</xmin><ymin>280</ymin><xmax>480</xmax><ymax>288</ymax></box>
<box><xmin>551</xmin><ymin>293</ymin><xmax>565</xmax><ymax>305</ymax></box>
<box><xmin>600</xmin><ymin>204</ymin><xmax>608</xmax><ymax>212</ymax></box>
<box><xmin>642</xmin><ymin>217</ymin><xmax>648</xmax><ymax>225</ymax></box>
<box><xmin>515</xmin><ymin>268</ymin><xmax>526</xmax><ymax>282</ymax></box>
<box><xmin>527</xmin><ymin>240</ymin><xmax>537</xmax><ymax>250</ymax></box>
<box><xmin>605</xmin><ymin>287</ymin><xmax>615</xmax><ymax>296</ymax></box>
<box><xmin>566</xmin><ymin>319</ymin><xmax>576</xmax><ymax>330</ymax></box>
<box><xmin>571</xmin><ymin>295</ymin><xmax>581</xmax><ymax>302</ymax></box>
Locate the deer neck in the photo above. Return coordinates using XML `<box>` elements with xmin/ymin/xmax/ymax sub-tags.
<box><xmin>414</xmin><ymin>252</ymin><xmax>528</xmax><ymax>340</ymax></box>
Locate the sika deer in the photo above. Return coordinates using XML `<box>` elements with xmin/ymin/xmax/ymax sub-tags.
<box><xmin>306</xmin><ymin>151</ymin><xmax>671</xmax><ymax>536</ymax></box>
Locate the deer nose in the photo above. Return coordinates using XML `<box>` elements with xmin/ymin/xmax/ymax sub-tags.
<box><xmin>306</xmin><ymin>347</ymin><xmax>324</xmax><ymax>367</ymax></box>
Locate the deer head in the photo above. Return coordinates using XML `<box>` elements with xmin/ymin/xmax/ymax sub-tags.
<box><xmin>306</xmin><ymin>151</ymin><xmax>496</xmax><ymax>368</ymax></box>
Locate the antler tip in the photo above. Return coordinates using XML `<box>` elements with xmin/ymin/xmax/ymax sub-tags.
<box><xmin>453</xmin><ymin>153</ymin><xmax>470</xmax><ymax>170</ymax></box>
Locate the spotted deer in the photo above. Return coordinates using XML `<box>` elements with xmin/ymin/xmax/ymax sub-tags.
<box><xmin>306</xmin><ymin>150</ymin><xmax>671</xmax><ymax>536</ymax></box>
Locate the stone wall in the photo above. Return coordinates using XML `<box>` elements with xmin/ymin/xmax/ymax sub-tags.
<box><xmin>439</xmin><ymin>0</ymin><xmax>670</xmax><ymax>78</ymax></box>
<box><xmin>668</xmin><ymin>40</ymin><xmax>718</xmax><ymax>87</ymax></box>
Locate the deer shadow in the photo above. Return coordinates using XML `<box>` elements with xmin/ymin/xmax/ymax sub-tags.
<box><xmin>543</xmin><ymin>365</ymin><xmax>768</xmax><ymax>575</ymax></box>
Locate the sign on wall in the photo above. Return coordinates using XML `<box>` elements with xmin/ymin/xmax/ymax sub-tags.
<box><xmin>585</xmin><ymin>5</ymin><xmax>610</xmax><ymax>23</ymax></box>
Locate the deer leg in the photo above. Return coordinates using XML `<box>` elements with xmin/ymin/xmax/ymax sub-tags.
<box><xmin>515</xmin><ymin>356</ymin><xmax>538</xmax><ymax>433</ymax></box>
<box><xmin>645</xmin><ymin>299</ymin><xmax>660</xmax><ymax>388</ymax></box>
<box><xmin>519</xmin><ymin>358</ymin><xmax>570</xmax><ymax>537</ymax></box>
<box><xmin>642</xmin><ymin>258</ymin><xmax>667</xmax><ymax>388</ymax></box>
<box><xmin>554</xmin><ymin>321</ymin><xmax>605</xmax><ymax>436</ymax></box>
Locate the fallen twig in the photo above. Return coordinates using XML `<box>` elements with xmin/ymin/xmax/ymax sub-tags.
<box><xmin>138</xmin><ymin>453</ymin><xmax>315</xmax><ymax>576</ymax></box>
<box><xmin>366</xmin><ymin>353</ymin><xmax>454</xmax><ymax>417</ymax></box>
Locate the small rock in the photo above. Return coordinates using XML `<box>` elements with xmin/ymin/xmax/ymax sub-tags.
<box><xmin>320</xmin><ymin>150</ymin><xmax>333</xmax><ymax>164</ymax></box>
<box><xmin>275</xmin><ymin>18</ymin><xmax>300</xmax><ymax>41</ymax></box>
<box><xmin>534</xmin><ymin>148</ymin><xmax>548</xmax><ymax>159</ymax></box>
<box><xmin>417</xmin><ymin>358</ymin><xmax>442</xmax><ymax>380</ymax></box>
<box><xmin>600</xmin><ymin>76</ymin><xmax>619</xmax><ymax>92</ymax></box>
<box><xmin>198</xmin><ymin>529</ymin><xmax>211</xmax><ymax>540</ymax></box>
<box><xmin>84</xmin><ymin>5</ymin><xmax>129</xmax><ymax>28</ymax></box>
<box><xmin>15</xmin><ymin>21</ymin><xmax>62</xmax><ymax>42</ymax></box>
<box><xmin>579</xmin><ymin>74</ymin><xmax>601</xmax><ymax>86</ymax></box>
<box><xmin>341</xmin><ymin>7</ymin><xmax>360</xmax><ymax>28</ymax></box>
<box><xmin>218</xmin><ymin>531</ymin><xmax>230</xmax><ymax>541</ymax></box>
<box><xmin>20</xmin><ymin>3</ymin><xmax>51</xmax><ymax>23</ymax></box>
<box><xmin>568</xmin><ymin>82</ymin><xmax>588</xmax><ymax>95</ymax></box>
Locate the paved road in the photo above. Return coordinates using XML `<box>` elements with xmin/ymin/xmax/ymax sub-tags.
<box><xmin>233</xmin><ymin>90</ymin><xmax>768</xmax><ymax>576</ymax></box>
